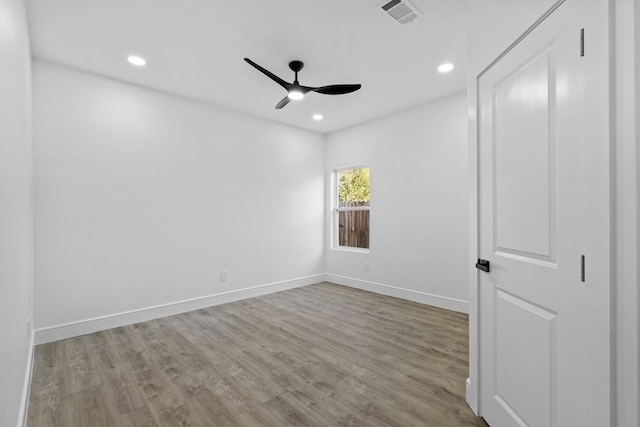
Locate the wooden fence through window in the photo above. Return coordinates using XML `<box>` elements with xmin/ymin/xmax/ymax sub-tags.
<box><xmin>338</xmin><ymin>201</ymin><xmax>370</xmax><ymax>249</ymax></box>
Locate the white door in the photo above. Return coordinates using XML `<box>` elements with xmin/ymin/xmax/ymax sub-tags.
<box><xmin>477</xmin><ymin>1</ymin><xmax>608</xmax><ymax>426</ymax></box>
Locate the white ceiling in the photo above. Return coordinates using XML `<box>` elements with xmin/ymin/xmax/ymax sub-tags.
<box><xmin>26</xmin><ymin>0</ymin><xmax>468</xmax><ymax>133</ymax></box>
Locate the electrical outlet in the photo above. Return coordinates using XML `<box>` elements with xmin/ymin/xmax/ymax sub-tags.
<box><xmin>364</xmin><ymin>262</ymin><xmax>370</xmax><ymax>272</ymax></box>
<box><xmin>220</xmin><ymin>271</ymin><xmax>228</xmax><ymax>281</ymax></box>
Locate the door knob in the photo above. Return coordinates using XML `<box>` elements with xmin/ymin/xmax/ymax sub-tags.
<box><xmin>476</xmin><ymin>259</ymin><xmax>490</xmax><ymax>272</ymax></box>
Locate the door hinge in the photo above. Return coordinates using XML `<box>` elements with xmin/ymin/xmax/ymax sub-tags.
<box><xmin>581</xmin><ymin>255</ymin><xmax>586</xmax><ymax>282</ymax></box>
<box><xmin>580</xmin><ymin>28</ymin><xmax>585</xmax><ymax>57</ymax></box>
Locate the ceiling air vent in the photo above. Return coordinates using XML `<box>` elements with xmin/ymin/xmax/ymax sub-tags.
<box><xmin>381</xmin><ymin>0</ymin><xmax>420</xmax><ymax>25</ymax></box>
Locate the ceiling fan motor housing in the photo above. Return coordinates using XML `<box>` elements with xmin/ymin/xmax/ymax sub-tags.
<box><xmin>289</xmin><ymin>60</ymin><xmax>304</xmax><ymax>72</ymax></box>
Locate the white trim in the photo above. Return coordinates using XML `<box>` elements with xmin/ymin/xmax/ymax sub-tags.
<box><xmin>333</xmin><ymin>163</ymin><xmax>370</xmax><ymax>173</ymax></box>
<box><xmin>325</xmin><ymin>274</ymin><xmax>468</xmax><ymax>313</ymax></box>
<box><xmin>32</xmin><ymin>273</ymin><xmax>469</xmax><ymax>344</ymax></box>
<box><xmin>331</xmin><ymin>246</ymin><xmax>370</xmax><ymax>254</ymax></box>
<box><xmin>613</xmin><ymin>0</ymin><xmax>640</xmax><ymax>425</ymax></box>
<box><xmin>34</xmin><ymin>275</ymin><xmax>325</xmax><ymax>344</ymax></box>
<box><xmin>466</xmin><ymin>22</ymin><xmax>481</xmax><ymax>418</ymax></box>
<box><xmin>466</xmin><ymin>377</ymin><xmax>478</xmax><ymax>415</ymax></box>
<box><xmin>17</xmin><ymin>332</ymin><xmax>35</xmax><ymax>427</ymax></box>
<box><xmin>583</xmin><ymin>0</ymin><xmax>613</xmax><ymax>425</ymax></box>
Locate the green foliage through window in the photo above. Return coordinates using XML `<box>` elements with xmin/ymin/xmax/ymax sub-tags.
<box><xmin>338</xmin><ymin>167</ymin><xmax>370</xmax><ymax>202</ymax></box>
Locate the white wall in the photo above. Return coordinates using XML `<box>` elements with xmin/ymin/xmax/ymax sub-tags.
<box><xmin>0</xmin><ymin>0</ymin><xmax>34</xmax><ymax>425</ymax></box>
<box><xmin>325</xmin><ymin>93</ymin><xmax>469</xmax><ymax>312</ymax></box>
<box><xmin>466</xmin><ymin>0</ymin><xmax>558</xmax><ymax>74</ymax></box>
<box><xmin>33</xmin><ymin>60</ymin><xmax>325</xmax><ymax>340</ymax></box>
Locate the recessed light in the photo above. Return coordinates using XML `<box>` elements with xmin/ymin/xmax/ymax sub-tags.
<box><xmin>313</xmin><ymin>114</ymin><xmax>323</xmax><ymax>121</ymax></box>
<box><xmin>438</xmin><ymin>63</ymin><xmax>454</xmax><ymax>73</ymax></box>
<box><xmin>127</xmin><ymin>55</ymin><xmax>147</xmax><ymax>67</ymax></box>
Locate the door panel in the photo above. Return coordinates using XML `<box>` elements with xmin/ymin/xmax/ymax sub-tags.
<box><xmin>494</xmin><ymin>44</ymin><xmax>557</xmax><ymax>264</ymax></box>
<box><xmin>494</xmin><ymin>289</ymin><xmax>557</xmax><ymax>427</ymax></box>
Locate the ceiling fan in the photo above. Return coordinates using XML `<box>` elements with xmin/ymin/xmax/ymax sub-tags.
<box><xmin>244</xmin><ymin>58</ymin><xmax>362</xmax><ymax>109</ymax></box>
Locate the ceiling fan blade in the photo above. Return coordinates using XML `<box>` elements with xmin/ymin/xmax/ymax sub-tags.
<box><xmin>244</xmin><ymin>58</ymin><xmax>291</xmax><ymax>90</ymax></box>
<box><xmin>308</xmin><ymin>84</ymin><xmax>362</xmax><ymax>95</ymax></box>
<box><xmin>275</xmin><ymin>96</ymin><xmax>291</xmax><ymax>109</ymax></box>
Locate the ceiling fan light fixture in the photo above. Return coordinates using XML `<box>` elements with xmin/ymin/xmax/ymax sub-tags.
<box><xmin>287</xmin><ymin>89</ymin><xmax>304</xmax><ymax>100</ymax></box>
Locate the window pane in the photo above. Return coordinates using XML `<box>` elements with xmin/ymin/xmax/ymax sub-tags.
<box><xmin>338</xmin><ymin>167</ymin><xmax>369</xmax><ymax>203</ymax></box>
<box><xmin>338</xmin><ymin>210</ymin><xmax>370</xmax><ymax>249</ymax></box>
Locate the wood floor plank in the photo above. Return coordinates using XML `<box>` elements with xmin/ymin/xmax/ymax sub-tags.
<box><xmin>27</xmin><ymin>282</ymin><xmax>488</xmax><ymax>426</ymax></box>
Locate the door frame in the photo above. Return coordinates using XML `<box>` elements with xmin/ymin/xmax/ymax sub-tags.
<box><xmin>466</xmin><ymin>0</ymin><xmax>613</xmax><ymax>424</ymax></box>
<box><xmin>613</xmin><ymin>0</ymin><xmax>640</xmax><ymax>425</ymax></box>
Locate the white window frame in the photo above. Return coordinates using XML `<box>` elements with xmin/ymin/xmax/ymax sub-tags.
<box><xmin>332</xmin><ymin>165</ymin><xmax>370</xmax><ymax>253</ymax></box>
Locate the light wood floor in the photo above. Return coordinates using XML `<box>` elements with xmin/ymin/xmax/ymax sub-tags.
<box><xmin>27</xmin><ymin>282</ymin><xmax>488</xmax><ymax>426</ymax></box>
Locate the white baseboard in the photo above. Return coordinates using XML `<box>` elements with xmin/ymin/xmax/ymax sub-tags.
<box><xmin>34</xmin><ymin>274</ymin><xmax>325</xmax><ymax>345</ymax></box>
<box><xmin>325</xmin><ymin>274</ymin><xmax>468</xmax><ymax>313</ymax></box>
<box><xmin>466</xmin><ymin>377</ymin><xmax>479</xmax><ymax>415</ymax></box>
<box><xmin>17</xmin><ymin>331</ymin><xmax>35</xmax><ymax>427</ymax></box>
<box><xmin>33</xmin><ymin>273</ymin><xmax>467</xmax><ymax>344</ymax></box>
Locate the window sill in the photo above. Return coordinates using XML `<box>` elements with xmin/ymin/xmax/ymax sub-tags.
<box><xmin>331</xmin><ymin>246</ymin><xmax>370</xmax><ymax>254</ymax></box>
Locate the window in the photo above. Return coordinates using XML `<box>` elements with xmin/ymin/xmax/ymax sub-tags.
<box><xmin>334</xmin><ymin>166</ymin><xmax>370</xmax><ymax>250</ymax></box>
